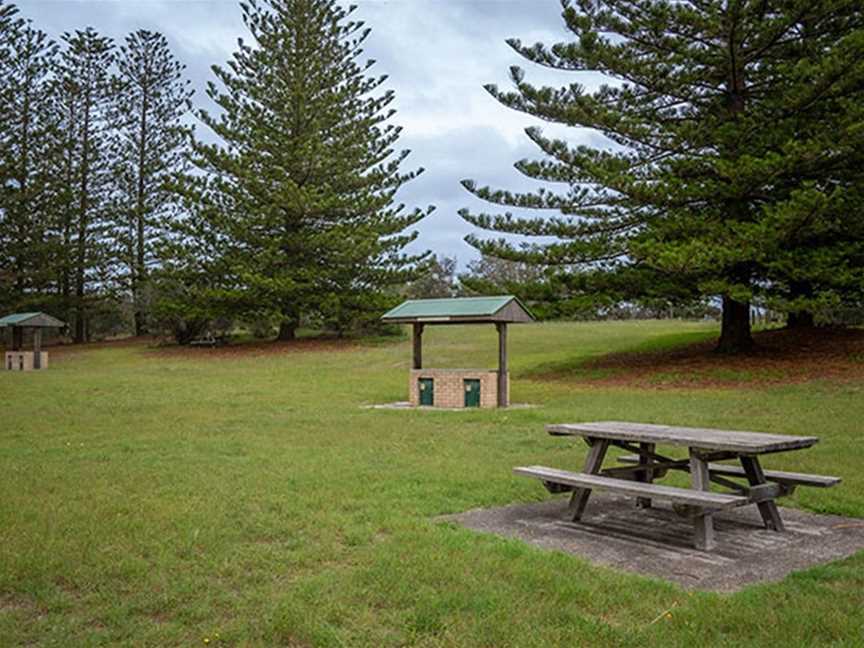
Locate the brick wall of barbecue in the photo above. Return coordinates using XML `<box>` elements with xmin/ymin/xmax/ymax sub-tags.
<box><xmin>409</xmin><ymin>369</ymin><xmax>507</xmax><ymax>408</ymax></box>
<box><xmin>4</xmin><ymin>351</ymin><xmax>48</xmax><ymax>371</ymax></box>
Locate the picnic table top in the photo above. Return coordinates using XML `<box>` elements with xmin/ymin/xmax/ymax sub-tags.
<box><xmin>546</xmin><ymin>421</ymin><xmax>819</xmax><ymax>454</ymax></box>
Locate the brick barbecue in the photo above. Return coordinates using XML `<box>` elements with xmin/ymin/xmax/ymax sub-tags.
<box><xmin>408</xmin><ymin>368</ymin><xmax>508</xmax><ymax>409</ymax></box>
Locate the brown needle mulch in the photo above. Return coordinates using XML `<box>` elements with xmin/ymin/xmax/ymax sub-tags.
<box><xmin>12</xmin><ymin>335</ymin><xmax>359</xmax><ymax>361</ymax></box>
<box><xmin>148</xmin><ymin>337</ymin><xmax>358</xmax><ymax>359</ymax></box>
<box><xmin>541</xmin><ymin>327</ymin><xmax>864</xmax><ymax>389</ymax></box>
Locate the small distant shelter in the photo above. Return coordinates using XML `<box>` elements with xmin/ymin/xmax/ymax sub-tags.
<box><xmin>381</xmin><ymin>296</ymin><xmax>534</xmax><ymax>408</ymax></box>
<box><xmin>0</xmin><ymin>312</ymin><xmax>66</xmax><ymax>371</ymax></box>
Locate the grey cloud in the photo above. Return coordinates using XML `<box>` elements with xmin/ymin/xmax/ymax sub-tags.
<box><xmin>15</xmin><ymin>0</ymin><xmax>597</xmax><ymax>263</ymax></box>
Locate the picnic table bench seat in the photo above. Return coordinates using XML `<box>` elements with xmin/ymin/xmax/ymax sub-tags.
<box><xmin>514</xmin><ymin>466</ymin><xmax>748</xmax><ymax>510</ymax></box>
<box><xmin>517</xmin><ymin>421</ymin><xmax>841</xmax><ymax>551</ymax></box>
<box><xmin>616</xmin><ymin>454</ymin><xmax>841</xmax><ymax>488</ymax></box>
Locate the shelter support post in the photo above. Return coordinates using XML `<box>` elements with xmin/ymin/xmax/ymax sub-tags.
<box><xmin>412</xmin><ymin>323</ymin><xmax>424</xmax><ymax>370</ymax></box>
<box><xmin>496</xmin><ymin>322</ymin><xmax>508</xmax><ymax>407</ymax></box>
<box><xmin>11</xmin><ymin>326</ymin><xmax>23</xmax><ymax>351</ymax></box>
<box><xmin>33</xmin><ymin>328</ymin><xmax>42</xmax><ymax>369</ymax></box>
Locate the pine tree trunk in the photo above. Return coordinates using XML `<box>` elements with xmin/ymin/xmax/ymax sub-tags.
<box><xmin>72</xmin><ymin>79</ymin><xmax>94</xmax><ymax>345</ymax></box>
<box><xmin>132</xmin><ymin>216</ymin><xmax>145</xmax><ymax>335</ymax></box>
<box><xmin>134</xmin><ymin>308</ymin><xmax>145</xmax><ymax>337</ymax></box>
<box><xmin>717</xmin><ymin>296</ymin><xmax>753</xmax><ymax>353</ymax></box>
<box><xmin>786</xmin><ymin>310</ymin><xmax>815</xmax><ymax>329</ymax></box>
<box><xmin>74</xmin><ymin>257</ymin><xmax>87</xmax><ymax>343</ymax></box>
<box><xmin>133</xmin><ymin>85</ymin><xmax>149</xmax><ymax>338</ymax></box>
<box><xmin>714</xmin><ymin>39</ymin><xmax>754</xmax><ymax>356</ymax></box>
<box><xmin>15</xmin><ymin>79</ymin><xmax>31</xmax><ymax>295</ymax></box>
<box><xmin>277</xmin><ymin>320</ymin><xmax>297</xmax><ymax>341</ymax></box>
<box><xmin>74</xmin><ymin>309</ymin><xmax>85</xmax><ymax>343</ymax></box>
<box><xmin>74</xmin><ymin>111</ymin><xmax>91</xmax><ymax>345</ymax></box>
<box><xmin>786</xmin><ymin>281</ymin><xmax>815</xmax><ymax>329</ymax></box>
<box><xmin>276</xmin><ymin>303</ymin><xmax>299</xmax><ymax>340</ymax></box>
<box><xmin>61</xmin><ymin>102</ymin><xmax>75</xmax><ymax>327</ymax></box>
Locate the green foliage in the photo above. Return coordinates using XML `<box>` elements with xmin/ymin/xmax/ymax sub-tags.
<box><xmin>148</xmin><ymin>225</ymin><xmax>237</xmax><ymax>343</ymax></box>
<box><xmin>459</xmin><ymin>254</ymin><xmax>551</xmax><ymax>315</ymax></box>
<box><xmin>0</xmin><ymin>4</ymin><xmax>60</xmax><ymax>314</ymax></box>
<box><xmin>171</xmin><ymin>0</ymin><xmax>432</xmax><ymax>340</ymax></box>
<box><xmin>460</xmin><ymin>0</ymin><xmax>864</xmax><ymax>351</ymax></box>
<box><xmin>404</xmin><ymin>255</ymin><xmax>459</xmax><ymax>299</ymax></box>
<box><xmin>148</xmin><ymin>273</ymin><xmax>234</xmax><ymax>345</ymax></box>
<box><xmin>55</xmin><ymin>28</ymin><xmax>118</xmax><ymax>341</ymax></box>
<box><xmin>457</xmin><ymin>255</ymin><xmax>714</xmax><ymax>321</ymax></box>
<box><xmin>112</xmin><ymin>30</ymin><xmax>194</xmax><ymax>336</ymax></box>
<box><xmin>0</xmin><ymin>3</ymin><xmax>196</xmax><ymax>342</ymax></box>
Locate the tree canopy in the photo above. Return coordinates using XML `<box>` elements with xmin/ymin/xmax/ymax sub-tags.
<box><xmin>113</xmin><ymin>30</ymin><xmax>193</xmax><ymax>336</ymax></box>
<box><xmin>173</xmin><ymin>0</ymin><xmax>432</xmax><ymax>339</ymax></box>
<box><xmin>460</xmin><ymin>0</ymin><xmax>864</xmax><ymax>352</ymax></box>
<box><xmin>0</xmin><ymin>2</ymin><xmax>195</xmax><ymax>341</ymax></box>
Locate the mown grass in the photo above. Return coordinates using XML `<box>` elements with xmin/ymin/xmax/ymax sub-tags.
<box><xmin>1</xmin><ymin>320</ymin><xmax>863</xmax><ymax>646</ymax></box>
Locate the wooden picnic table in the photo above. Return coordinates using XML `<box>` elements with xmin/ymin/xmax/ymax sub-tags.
<box><xmin>515</xmin><ymin>421</ymin><xmax>840</xmax><ymax>550</ymax></box>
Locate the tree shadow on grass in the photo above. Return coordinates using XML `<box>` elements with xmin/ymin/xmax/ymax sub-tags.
<box><xmin>524</xmin><ymin>326</ymin><xmax>864</xmax><ymax>389</ymax></box>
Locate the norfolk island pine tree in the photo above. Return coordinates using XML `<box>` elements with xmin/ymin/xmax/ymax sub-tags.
<box><xmin>171</xmin><ymin>0</ymin><xmax>433</xmax><ymax>340</ymax></box>
<box><xmin>459</xmin><ymin>0</ymin><xmax>864</xmax><ymax>352</ymax></box>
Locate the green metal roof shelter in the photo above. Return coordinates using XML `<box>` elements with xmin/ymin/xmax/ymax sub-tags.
<box><xmin>381</xmin><ymin>295</ymin><xmax>534</xmax><ymax>324</ymax></box>
<box><xmin>0</xmin><ymin>312</ymin><xmax>66</xmax><ymax>328</ymax></box>
<box><xmin>382</xmin><ymin>296</ymin><xmax>534</xmax><ymax>407</ymax></box>
<box><xmin>1</xmin><ymin>312</ymin><xmax>66</xmax><ymax>370</ymax></box>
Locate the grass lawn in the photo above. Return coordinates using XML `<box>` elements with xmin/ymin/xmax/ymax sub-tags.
<box><xmin>2</xmin><ymin>320</ymin><xmax>863</xmax><ymax>647</ymax></box>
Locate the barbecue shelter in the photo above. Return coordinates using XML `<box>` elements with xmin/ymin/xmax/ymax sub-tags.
<box><xmin>1</xmin><ymin>312</ymin><xmax>66</xmax><ymax>371</ymax></box>
<box><xmin>381</xmin><ymin>296</ymin><xmax>534</xmax><ymax>408</ymax></box>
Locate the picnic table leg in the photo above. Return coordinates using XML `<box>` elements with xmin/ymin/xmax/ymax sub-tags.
<box><xmin>740</xmin><ymin>455</ymin><xmax>785</xmax><ymax>532</ymax></box>
<box><xmin>689</xmin><ymin>449</ymin><xmax>715</xmax><ymax>551</ymax></box>
<box><xmin>569</xmin><ymin>437</ymin><xmax>610</xmax><ymax>521</ymax></box>
<box><xmin>636</xmin><ymin>442</ymin><xmax>655</xmax><ymax>508</ymax></box>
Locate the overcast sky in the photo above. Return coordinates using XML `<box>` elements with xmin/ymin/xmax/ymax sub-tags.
<box><xmin>14</xmin><ymin>0</ymin><xmax>602</xmax><ymax>265</ymax></box>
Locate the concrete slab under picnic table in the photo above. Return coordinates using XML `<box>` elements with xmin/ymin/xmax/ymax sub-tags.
<box><xmin>440</xmin><ymin>495</ymin><xmax>864</xmax><ymax>592</ymax></box>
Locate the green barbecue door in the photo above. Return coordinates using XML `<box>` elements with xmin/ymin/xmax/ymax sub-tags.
<box><xmin>418</xmin><ymin>378</ymin><xmax>434</xmax><ymax>406</ymax></box>
<box><xmin>464</xmin><ymin>379</ymin><xmax>481</xmax><ymax>407</ymax></box>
